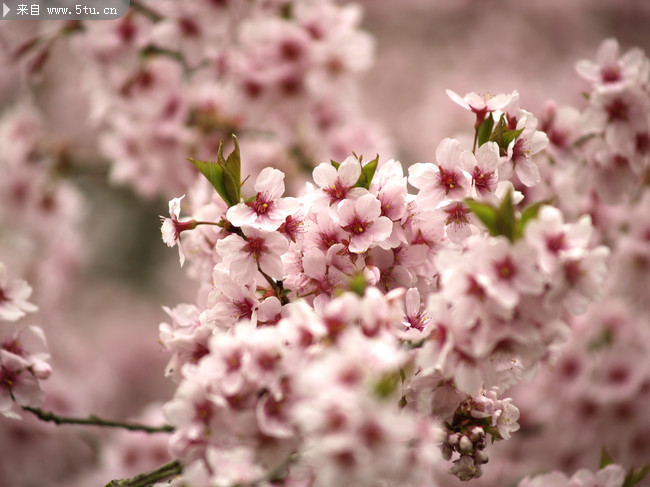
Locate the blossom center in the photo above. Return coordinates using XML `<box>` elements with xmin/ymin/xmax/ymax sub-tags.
<box><xmin>2</xmin><ymin>340</ymin><xmax>22</xmax><ymax>356</ymax></box>
<box><xmin>444</xmin><ymin>204</ymin><xmax>470</xmax><ymax>226</ymax></box>
<box><xmin>601</xmin><ymin>65</ymin><xmax>622</xmax><ymax>83</ymax></box>
<box><xmin>247</xmin><ymin>193</ymin><xmax>274</xmax><ymax>215</ymax></box>
<box><xmin>344</xmin><ymin>216</ymin><xmax>369</xmax><ymax>235</ymax></box>
<box><xmin>546</xmin><ymin>233</ymin><xmax>567</xmax><ymax>254</ymax></box>
<box><xmin>438</xmin><ymin>167</ymin><xmax>459</xmax><ymax>194</ymax></box>
<box><xmin>325</xmin><ymin>181</ymin><xmax>349</xmax><ymax>202</ymax></box>
<box><xmin>494</xmin><ymin>257</ymin><xmax>517</xmax><ymax>280</ymax></box>
<box><xmin>244</xmin><ymin>237</ymin><xmax>267</xmax><ymax>259</ymax></box>
<box><xmin>472</xmin><ymin>166</ymin><xmax>494</xmax><ymax>193</ymax></box>
<box><xmin>606</xmin><ymin>98</ymin><xmax>629</xmax><ymax>122</ymax></box>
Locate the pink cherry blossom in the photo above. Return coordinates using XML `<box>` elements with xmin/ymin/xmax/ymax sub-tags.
<box><xmin>576</xmin><ymin>38</ymin><xmax>650</xmax><ymax>89</ymax></box>
<box><xmin>336</xmin><ymin>193</ymin><xmax>393</xmax><ymax>253</ymax></box>
<box><xmin>226</xmin><ymin>167</ymin><xmax>298</xmax><ymax>231</ymax></box>
<box><xmin>409</xmin><ymin>138</ymin><xmax>472</xmax><ymax>208</ymax></box>
<box><xmin>0</xmin><ymin>263</ymin><xmax>38</xmax><ymax>322</ymax></box>
<box><xmin>312</xmin><ymin>155</ymin><xmax>367</xmax><ymax>207</ymax></box>
<box><xmin>160</xmin><ymin>195</ymin><xmax>196</xmax><ymax>267</ymax></box>
<box><xmin>461</xmin><ymin>141</ymin><xmax>501</xmax><ymax>202</ymax></box>
<box><xmin>215</xmin><ymin>226</ymin><xmax>289</xmax><ymax>285</ymax></box>
<box><xmin>446</xmin><ymin>89</ymin><xmax>513</xmax><ymax>125</ymax></box>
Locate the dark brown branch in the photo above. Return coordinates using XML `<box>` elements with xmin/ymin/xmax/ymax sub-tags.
<box><xmin>22</xmin><ymin>406</ymin><xmax>174</xmax><ymax>434</ymax></box>
<box><xmin>105</xmin><ymin>460</ymin><xmax>182</xmax><ymax>487</ymax></box>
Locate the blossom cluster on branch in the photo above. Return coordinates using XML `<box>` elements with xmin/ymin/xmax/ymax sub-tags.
<box><xmin>157</xmin><ymin>84</ymin><xmax>612</xmax><ymax>484</ymax></box>
<box><xmin>0</xmin><ymin>262</ymin><xmax>51</xmax><ymax>418</ymax></box>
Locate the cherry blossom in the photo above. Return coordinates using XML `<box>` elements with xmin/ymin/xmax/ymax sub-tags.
<box><xmin>0</xmin><ymin>263</ymin><xmax>38</xmax><ymax>322</ymax></box>
<box><xmin>409</xmin><ymin>138</ymin><xmax>472</xmax><ymax>208</ymax></box>
<box><xmin>215</xmin><ymin>226</ymin><xmax>289</xmax><ymax>285</ymax></box>
<box><xmin>160</xmin><ymin>195</ymin><xmax>196</xmax><ymax>267</ymax></box>
<box><xmin>336</xmin><ymin>193</ymin><xmax>393</xmax><ymax>253</ymax></box>
<box><xmin>226</xmin><ymin>167</ymin><xmax>298</xmax><ymax>231</ymax></box>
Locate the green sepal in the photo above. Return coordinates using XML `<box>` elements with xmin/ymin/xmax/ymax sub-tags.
<box><xmin>477</xmin><ymin>115</ymin><xmax>494</xmax><ymax>148</ymax></box>
<box><xmin>354</xmin><ymin>155</ymin><xmax>379</xmax><ymax>190</ymax></box>
<box><xmin>623</xmin><ymin>465</ymin><xmax>650</xmax><ymax>487</ymax></box>
<box><xmin>330</xmin><ymin>160</ymin><xmax>341</xmax><ymax>170</ymax></box>
<box><xmin>600</xmin><ymin>447</ymin><xmax>614</xmax><ymax>468</ymax></box>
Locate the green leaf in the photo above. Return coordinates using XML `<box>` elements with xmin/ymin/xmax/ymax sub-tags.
<box><xmin>600</xmin><ymin>447</ymin><xmax>614</xmax><ymax>468</ymax></box>
<box><xmin>217</xmin><ymin>136</ymin><xmax>242</xmax><ymax>206</ymax></box>
<box><xmin>477</xmin><ymin>115</ymin><xmax>495</xmax><ymax>148</ymax></box>
<box><xmin>489</xmin><ymin>115</ymin><xmax>506</xmax><ymax>145</ymax></box>
<box><xmin>330</xmin><ymin>159</ymin><xmax>340</xmax><ymax>170</ymax></box>
<box><xmin>188</xmin><ymin>157</ymin><xmax>233</xmax><ymax>205</ymax></box>
<box><xmin>502</xmin><ymin>127</ymin><xmax>524</xmax><ymax>148</ymax></box>
<box><xmin>465</xmin><ymin>199</ymin><xmax>499</xmax><ymax>237</ymax></box>
<box><xmin>373</xmin><ymin>371</ymin><xmax>401</xmax><ymax>399</ymax></box>
<box><xmin>190</xmin><ymin>135</ymin><xmax>243</xmax><ymax>207</ymax></box>
<box><xmin>225</xmin><ymin>135</ymin><xmax>241</xmax><ymax>194</ymax></box>
<box><xmin>514</xmin><ymin>199</ymin><xmax>553</xmax><ymax>240</ymax></box>
<box><xmin>623</xmin><ymin>465</ymin><xmax>650</xmax><ymax>487</ymax></box>
<box><xmin>494</xmin><ymin>190</ymin><xmax>516</xmax><ymax>242</ymax></box>
<box><xmin>354</xmin><ymin>155</ymin><xmax>379</xmax><ymax>190</ymax></box>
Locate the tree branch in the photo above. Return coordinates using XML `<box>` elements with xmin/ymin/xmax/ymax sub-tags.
<box><xmin>22</xmin><ymin>406</ymin><xmax>174</xmax><ymax>434</ymax></box>
<box><xmin>105</xmin><ymin>460</ymin><xmax>182</xmax><ymax>487</ymax></box>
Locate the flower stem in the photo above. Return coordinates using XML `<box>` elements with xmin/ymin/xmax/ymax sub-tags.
<box><xmin>22</xmin><ymin>406</ymin><xmax>175</xmax><ymax>434</ymax></box>
<box><xmin>105</xmin><ymin>460</ymin><xmax>182</xmax><ymax>487</ymax></box>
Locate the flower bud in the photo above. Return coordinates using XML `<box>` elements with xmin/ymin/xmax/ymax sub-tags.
<box><xmin>459</xmin><ymin>435</ymin><xmax>473</xmax><ymax>453</ymax></box>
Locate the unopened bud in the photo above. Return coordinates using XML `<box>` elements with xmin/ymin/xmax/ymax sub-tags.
<box><xmin>32</xmin><ymin>361</ymin><xmax>52</xmax><ymax>380</ymax></box>
<box><xmin>474</xmin><ymin>450</ymin><xmax>489</xmax><ymax>465</ymax></box>
<box><xmin>469</xmin><ymin>426</ymin><xmax>485</xmax><ymax>442</ymax></box>
<box><xmin>459</xmin><ymin>435</ymin><xmax>473</xmax><ymax>453</ymax></box>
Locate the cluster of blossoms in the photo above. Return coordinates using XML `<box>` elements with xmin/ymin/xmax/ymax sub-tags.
<box><xmin>157</xmin><ymin>87</ymin><xmax>612</xmax><ymax>484</ymax></box>
<box><xmin>459</xmin><ymin>39</ymin><xmax>650</xmax><ymax>485</ymax></box>
<box><xmin>5</xmin><ymin>0</ymin><xmax>386</xmax><ymax>198</ymax></box>
<box><xmin>0</xmin><ymin>262</ymin><xmax>51</xmax><ymax>417</ymax></box>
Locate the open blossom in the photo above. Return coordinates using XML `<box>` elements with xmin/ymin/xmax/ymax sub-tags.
<box><xmin>476</xmin><ymin>238</ymin><xmax>545</xmax><ymax>309</ymax></box>
<box><xmin>215</xmin><ymin>226</ymin><xmax>289</xmax><ymax>285</ymax></box>
<box><xmin>0</xmin><ymin>263</ymin><xmax>38</xmax><ymax>322</ymax></box>
<box><xmin>446</xmin><ymin>89</ymin><xmax>513</xmax><ymax>125</ymax></box>
<box><xmin>576</xmin><ymin>38</ymin><xmax>650</xmax><ymax>89</ymax></box>
<box><xmin>461</xmin><ymin>141</ymin><xmax>501</xmax><ymax>202</ymax></box>
<box><xmin>226</xmin><ymin>167</ymin><xmax>298</xmax><ymax>231</ymax></box>
<box><xmin>336</xmin><ymin>193</ymin><xmax>392</xmax><ymax>253</ymax></box>
<box><xmin>160</xmin><ymin>195</ymin><xmax>196</xmax><ymax>267</ymax></box>
<box><xmin>312</xmin><ymin>155</ymin><xmax>366</xmax><ymax>207</ymax></box>
<box><xmin>503</xmin><ymin>112</ymin><xmax>548</xmax><ymax>186</ymax></box>
<box><xmin>409</xmin><ymin>138</ymin><xmax>472</xmax><ymax>208</ymax></box>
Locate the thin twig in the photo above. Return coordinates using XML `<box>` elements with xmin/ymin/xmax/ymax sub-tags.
<box><xmin>129</xmin><ymin>0</ymin><xmax>164</xmax><ymax>22</ymax></box>
<box><xmin>22</xmin><ymin>406</ymin><xmax>175</xmax><ymax>434</ymax></box>
<box><xmin>105</xmin><ymin>460</ymin><xmax>182</xmax><ymax>487</ymax></box>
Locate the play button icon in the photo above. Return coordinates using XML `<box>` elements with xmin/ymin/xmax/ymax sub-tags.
<box><xmin>2</xmin><ymin>3</ymin><xmax>9</xmax><ymax>17</ymax></box>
